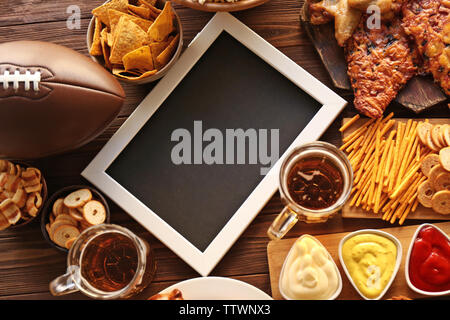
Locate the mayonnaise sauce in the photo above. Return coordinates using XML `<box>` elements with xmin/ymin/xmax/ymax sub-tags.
<box><xmin>280</xmin><ymin>235</ymin><xmax>340</xmax><ymax>300</ymax></box>
<box><xmin>341</xmin><ymin>233</ymin><xmax>397</xmax><ymax>299</ymax></box>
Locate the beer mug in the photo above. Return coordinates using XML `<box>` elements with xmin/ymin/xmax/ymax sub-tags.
<box><xmin>50</xmin><ymin>224</ymin><xmax>156</xmax><ymax>299</ymax></box>
<box><xmin>268</xmin><ymin>142</ymin><xmax>353</xmax><ymax>240</ymax></box>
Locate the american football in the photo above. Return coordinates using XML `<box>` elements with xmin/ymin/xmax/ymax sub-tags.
<box><xmin>0</xmin><ymin>41</ymin><xmax>125</xmax><ymax>159</ymax></box>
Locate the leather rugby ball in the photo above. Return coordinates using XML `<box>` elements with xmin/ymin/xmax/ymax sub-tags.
<box><xmin>0</xmin><ymin>41</ymin><xmax>125</xmax><ymax>159</ymax></box>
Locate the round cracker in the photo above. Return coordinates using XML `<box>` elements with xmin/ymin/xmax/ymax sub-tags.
<box><xmin>431</xmin><ymin>190</ymin><xmax>450</xmax><ymax>215</ymax></box>
<box><xmin>418</xmin><ymin>180</ymin><xmax>435</xmax><ymax>208</ymax></box>
<box><xmin>434</xmin><ymin>172</ymin><xmax>450</xmax><ymax>191</ymax></box>
<box><xmin>82</xmin><ymin>200</ymin><xmax>106</xmax><ymax>225</ymax></box>
<box><xmin>64</xmin><ymin>189</ymin><xmax>92</xmax><ymax>208</ymax></box>
<box><xmin>439</xmin><ymin>147</ymin><xmax>450</xmax><ymax>171</ymax></box>
<box><xmin>421</xmin><ymin>154</ymin><xmax>440</xmax><ymax>177</ymax></box>
<box><xmin>53</xmin><ymin>225</ymin><xmax>80</xmax><ymax>248</ymax></box>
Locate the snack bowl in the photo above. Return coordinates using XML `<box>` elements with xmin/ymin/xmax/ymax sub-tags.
<box><xmin>279</xmin><ymin>234</ymin><xmax>342</xmax><ymax>300</ymax></box>
<box><xmin>338</xmin><ymin>229</ymin><xmax>402</xmax><ymax>300</ymax></box>
<box><xmin>1</xmin><ymin>161</ymin><xmax>48</xmax><ymax>230</ymax></box>
<box><xmin>86</xmin><ymin>0</ymin><xmax>184</xmax><ymax>84</ymax></box>
<box><xmin>405</xmin><ymin>223</ymin><xmax>450</xmax><ymax>297</ymax></box>
<box><xmin>40</xmin><ymin>185</ymin><xmax>110</xmax><ymax>253</ymax></box>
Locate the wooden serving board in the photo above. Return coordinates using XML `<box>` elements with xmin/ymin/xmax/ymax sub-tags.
<box><xmin>341</xmin><ymin>117</ymin><xmax>450</xmax><ymax>220</ymax></box>
<box><xmin>300</xmin><ymin>1</ymin><xmax>448</xmax><ymax>113</ymax></box>
<box><xmin>267</xmin><ymin>221</ymin><xmax>450</xmax><ymax>300</ymax></box>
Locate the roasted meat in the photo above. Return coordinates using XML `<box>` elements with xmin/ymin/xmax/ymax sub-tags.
<box><xmin>402</xmin><ymin>0</ymin><xmax>450</xmax><ymax>95</ymax></box>
<box><xmin>346</xmin><ymin>17</ymin><xmax>418</xmax><ymax>118</ymax></box>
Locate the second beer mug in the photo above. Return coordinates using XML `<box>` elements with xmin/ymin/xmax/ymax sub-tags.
<box><xmin>268</xmin><ymin>142</ymin><xmax>353</xmax><ymax>240</ymax></box>
<box><xmin>50</xmin><ymin>224</ymin><xmax>156</xmax><ymax>299</ymax></box>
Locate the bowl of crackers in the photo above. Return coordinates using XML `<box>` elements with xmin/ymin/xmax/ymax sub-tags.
<box><xmin>87</xmin><ymin>0</ymin><xmax>183</xmax><ymax>84</ymax></box>
<box><xmin>0</xmin><ymin>160</ymin><xmax>47</xmax><ymax>230</ymax></box>
<box><xmin>41</xmin><ymin>185</ymin><xmax>110</xmax><ymax>252</ymax></box>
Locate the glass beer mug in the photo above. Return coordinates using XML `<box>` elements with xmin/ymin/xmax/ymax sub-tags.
<box><xmin>268</xmin><ymin>142</ymin><xmax>353</xmax><ymax>240</ymax></box>
<box><xmin>50</xmin><ymin>224</ymin><xmax>156</xmax><ymax>299</ymax></box>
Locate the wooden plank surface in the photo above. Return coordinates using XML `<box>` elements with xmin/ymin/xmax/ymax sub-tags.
<box><xmin>268</xmin><ymin>221</ymin><xmax>450</xmax><ymax>300</ymax></box>
<box><xmin>0</xmin><ymin>0</ymin><xmax>448</xmax><ymax>300</ymax></box>
<box><xmin>341</xmin><ymin>117</ymin><xmax>450</xmax><ymax>221</ymax></box>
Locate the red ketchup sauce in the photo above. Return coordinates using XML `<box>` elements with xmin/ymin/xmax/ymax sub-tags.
<box><xmin>408</xmin><ymin>225</ymin><xmax>450</xmax><ymax>292</ymax></box>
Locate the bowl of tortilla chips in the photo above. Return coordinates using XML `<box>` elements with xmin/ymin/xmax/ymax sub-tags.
<box><xmin>87</xmin><ymin>0</ymin><xmax>183</xmax><ymax>84</ymax></box>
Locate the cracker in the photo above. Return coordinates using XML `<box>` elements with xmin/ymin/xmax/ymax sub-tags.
<box><xmin>431</xmin><ymin>190</ymin><xmax>450</xmax><ymax>215</ymax></box>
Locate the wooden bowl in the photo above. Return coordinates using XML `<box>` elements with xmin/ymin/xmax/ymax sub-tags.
<box><xmin>40</xmin><ymin>185</ymin><xmax>111</xmax><ymax>253</ymax></box>
<box><xmin>86</xmin><ymin>0</ymin><xmax>184</xmax><ymax>84</ymax></box>
<box><xmin>1</xmin><ymin>161</ymin><xmax>48</xmax><ymax>230</ymax></box>
<box><xmin>173</xmin><ymin>0</ymin><xmax>270</xmax><ymax>12</ymax></box>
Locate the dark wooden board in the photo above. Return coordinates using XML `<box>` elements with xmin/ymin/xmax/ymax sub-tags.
<box><xmin>300</xmin><ymin>1</ymin><xmax>448</xmax><ymax>113</ymax></box>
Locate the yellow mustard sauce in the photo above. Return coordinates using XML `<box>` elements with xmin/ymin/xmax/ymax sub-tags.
<box><xmin>341</xmin><ymin>233</ymin><xmax>397</xmax><ymax>299</ymax></box>
<box><xmin>281</xmin><ymin>236</ymin><xmax>339</xmax><ymax>300</ymax></box>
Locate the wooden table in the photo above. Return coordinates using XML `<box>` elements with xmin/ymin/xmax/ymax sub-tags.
<box><xmin>0</xmin><ymin>0</ymin><xmax>448</xmax><ymax>300</ymax></box>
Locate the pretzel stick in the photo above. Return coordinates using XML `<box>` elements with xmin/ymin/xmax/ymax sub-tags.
<box><xmin>339</xmin><ymin>114</ymin><xmax>360</xmax><ymax>132</ymax></box>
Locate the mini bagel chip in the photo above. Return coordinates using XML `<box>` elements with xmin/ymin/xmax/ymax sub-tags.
<box><xmin>52</xmin><ymin>198</ymin><xmax>65</xmax><ymax>216</ymax></box>
<box><xmin>431</xmin><ymin>190</ymin><xmax>450</xmax><ymax>215</ymax></box>
<box><xmin>147</xmin><ymin>1</ymin><xmax>174</xmax><ymax>42</ymax></box>
<box><xmin>421</xmin><ymin>154</ymin><xmax>440</xmax><ymax>177</ymax></box>
<box><xmin>65</xmin><ymin>237</ymin><xmax>77</xmax><ymax>250</ymax></box>
<box><xmin>69</xmin><ymin>207</ymin><xmax>84</xmax><ymax>221</ymax></box>
<box><xmin>0</xmin><ymin>212</ymin><xmax>10</xmax><ymax>231</ymax></box>
<box><xmin>417</xmin><ymin>122</ymin><xmax>434</xmax><ymax>146</ymax></box>
<box><xmin>0</xmin><ymin>199</ymin><xmax>21</xmax><ymax>224</ymax></box>
<box><xmin>439</xmin><ymin>147</ymin><xmax>450</xmax><ymax>171</ymax></box>
<box><xmin>90</xmin><ymin>17</ymin><xmax>103</xmax><ymax>56</ymax></box>
<box><xmin>418</xmin><ymin>180</ymin><xmax>435</xmax><ymax>208</ymax></box>
<box><xmin>83</xmin><ymin>200</ymin><xmax>106</xmax><ymax>225</ymax></box>
<box><xmin>122</xmin><ymin>45</ymin><xmax>154</xmax><ymax>72</ymax></box>
<box><xmin>55</xmin><ymin>214</ymin><xmax>78</xmax><ymax>227</ymax></box>
<box><xmin>431</xmin><ymin>125</ymin><xmax>445</xmax><ymax>149</ymax></box>
<box><xmin>53</xmin><ymin>225</ymin><xmax>80</xmax><ymax>248</ymax></box>
<box><xmin>444</xmin><ymin>125</ymin><xmax>450</xmax><ymax>146</ymax></box>
<box><xmin>156</xmin><ymin>33</ymin><xmax>179</xmax><ymax>69</ymax></box>
<box><xmin>429</xmin><ymin>165</ymin><xmax>447</xmax><ymax>183</ymax></box>
<box><xmin>434</xmin><ymin>172</ymin><xmax>450</xmax><ymax>191</ymax></box>
<box><xmin>110</xmin><ymin>16</ymin><xmax>149</xmax><ymax>64</ymax></box>
<box><xmin>426</xmin><ymin>129</ymin><xmax>440</xmax><ymax>151</ymax></box>
<box><xmin>64</xmin><ymin>189</ymin><xmax>92</xmax><ymax>209</ymax></box>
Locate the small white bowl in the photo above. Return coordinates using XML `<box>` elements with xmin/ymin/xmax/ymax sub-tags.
<box><xmin>338</xmin><ymin>229</ymin><xmax>402</xmax><ymax>300</ymax></box>
<box><xmin>279</xmin><ymin>234</ymin><xmax>342</xmax><ymax>300</ymax></box>
<box><xmin>405</xmin><ymin>223</ymin><xmax>450</xmax><ymax>297</ymax></box>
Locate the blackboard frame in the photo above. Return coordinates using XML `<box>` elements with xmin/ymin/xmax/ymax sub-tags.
<box><xmin>82</xmin><ymin>12</ymin><xmax>347</xmax><ymax>276</ymax></box>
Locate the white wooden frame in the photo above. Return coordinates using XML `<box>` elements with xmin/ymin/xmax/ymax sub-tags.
<box><xmin>82</xmin><ymin>12</ymin><xmax>347</xmax><ymax>276</ymax></box>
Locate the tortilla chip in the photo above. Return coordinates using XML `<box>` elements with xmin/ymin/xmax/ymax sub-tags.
<box><xmin>89</xmin><ymin>17</ymin><xmax>103</xmax><ymax>56</ymax></box>
<box><xmin>109</xmin><ymin>16</ymin><xmax>148</xmax><ymax>64</ymax></box>
<box><xmin>156</xmin><ymin>34</ymin><xmax>179</xmax><ymax>69</ymax></box>
<box><xmin>138</xmin><ymin>0</ymin><xmax>158</xmax><ymax>8</ymax></box>
<box><xmin>100</xmin><ymin>29</ymin><xmax>112</xmax><ymax>70</ymax></box>
<box><xmin>149</xmin><ymin>36</ymin><xmax>171</xmax><ymax>67</ymax></box>
<box><xmin>113</xmin><ymin>67</ymin><xmax>157</xmax><ymax>80</ymax></box>
<box><xmin>128</xmin><ymin>4</ymin><xmax>152</xmax><ymax>19</ymax></box>
<box><xmin>147</xmin><ymin>2</ymin><xmax>174</xmax><ymax>42</ymax></box>
<box><xmin>122</xmin><ymin>46</ymin><xmax>154</xmax><ymax>71</ymax></box>
<box><xmin>108</xmin><ymin>9</ymin><xmax>153</xmax><ymax>34</ymax></box>
<box><xmin>107</xmin><ymin>32</ymin><xmax>114</xmax><ymax>47</ymax></box>
<box><xmin>92</xmin><ymin>0</ymin><xmax>129</xmax><ymax>27</ymax></box>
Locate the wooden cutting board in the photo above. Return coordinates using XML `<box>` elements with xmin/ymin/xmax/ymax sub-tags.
<box><xmin>341</xmin><ymin>117</ymin><xmax>450</xmax><ymax>220</ymax></box>
<box><xmin>267</xmin><ymin>221</ymin><xmax>450</xmax><ymax>300</ymax></box>
<box><xmin>300</xmin><ymin>1</ymin><xmax>448</xmax><ymax>113</ymax></box>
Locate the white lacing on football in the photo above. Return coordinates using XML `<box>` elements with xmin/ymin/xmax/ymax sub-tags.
<box><xmin>0</xmin><ymin>69</ymin><xmax>41</xmax><ymax>91</ymax></box>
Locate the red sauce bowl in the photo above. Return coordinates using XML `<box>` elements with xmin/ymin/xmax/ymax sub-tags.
<box><xmin>405</xmin><ymin>223</ymin><xmax>450</xmax><ymax>297</ymax></box>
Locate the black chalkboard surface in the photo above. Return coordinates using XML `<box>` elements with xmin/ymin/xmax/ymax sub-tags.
<box><xmin>107</xmin><ymin>31</ymin><xmax>321</xmax><ymax>251</ymax></box>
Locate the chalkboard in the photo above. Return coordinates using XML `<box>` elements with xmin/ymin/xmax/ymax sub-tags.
<box><xmin>83</xmin><ymin>13</ymin><xmax>347</xmax><ymax>275</ymax></box>
<box><xmin>106</xmin><ymin>31</ymin><xmax>321</xmax><ymax>251</ymax></box>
